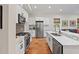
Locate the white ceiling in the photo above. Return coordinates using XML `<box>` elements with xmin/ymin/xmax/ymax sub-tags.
<box><xmin>23</xmin><ymin>4</ymin><xmax>79</xmax><ymax>16</ymax></box>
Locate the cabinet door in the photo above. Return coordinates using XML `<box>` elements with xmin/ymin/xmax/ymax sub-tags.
<box><xmin>46</xmin><ymin>33</ymin><xmax>50</xmax><ymax>47</ymax></box>
<box><xmin>49</xmin><ymin>36</ymin><xmax>53</xmax><ymax>52</ymax></box>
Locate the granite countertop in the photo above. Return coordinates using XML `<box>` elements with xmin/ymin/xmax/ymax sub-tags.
<box><xmin>46</xmin><ymin>31</ymin><xmax>79</xmax><ymax>45</ymax></box>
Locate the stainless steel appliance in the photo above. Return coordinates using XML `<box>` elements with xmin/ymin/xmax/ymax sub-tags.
<box><xmin>35</xmin><ymin>21</ymin><xmax>44</xmax><ymax>38</ymax></box>
<box><xmin>53</xmin><ymin>38</ymin><xmax>63</xmax><ymax>54</ymax></box>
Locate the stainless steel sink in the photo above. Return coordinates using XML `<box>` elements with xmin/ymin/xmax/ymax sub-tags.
<box><xmin>51</xmin><ymin>33</ymin><xmax>61</xmax><ymax>36</ymax></box>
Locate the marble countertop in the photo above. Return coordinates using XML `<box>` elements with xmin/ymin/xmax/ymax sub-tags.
<box><xmin>46</xmin><ymin>31</ymin><xmax>79</xmax><ymax>45</ymax></box>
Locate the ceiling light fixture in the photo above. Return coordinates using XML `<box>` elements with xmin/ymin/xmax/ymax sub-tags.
<box><xmin>48</xmin><ymin>6</ymin><xmax>51</xmax><ymax>8</ymax></box>
<box><xmin>28</xmin><ymin>4</ymin><xmax>32</xmax><ymax>11</ymax></box>
<box><xmin>34</xmin><ymin>5</ymin><xmax>37</xmax><ymax>8</ymax></box>
<box><xmin>59</xmin><ymin>9</ymin><xmax>63</xmax><ymax>12</ymax></box>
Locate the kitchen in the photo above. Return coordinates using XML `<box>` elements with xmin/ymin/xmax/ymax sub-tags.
<box><xmin>15</xmin><ymin>4</ymin><xmax>79</xmax><ymax>54</ymax></box>
<box><xmin>1</xmin><ymin>4</ymin><xmax>79</xmax><ymax>54</ymax></box>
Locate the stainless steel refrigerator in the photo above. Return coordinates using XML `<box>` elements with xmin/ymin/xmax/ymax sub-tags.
<box><xmin>35</xmin><ymin>21</ymin><xmax>44</xmax><ymax>38</ymax></box>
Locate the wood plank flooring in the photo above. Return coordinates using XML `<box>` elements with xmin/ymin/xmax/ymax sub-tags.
<box><xmin>25</xmin><ymin>37</ymin><xmax>51</xmax><ymax>54</ymax></box>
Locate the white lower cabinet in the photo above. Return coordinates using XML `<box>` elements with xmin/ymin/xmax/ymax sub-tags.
<box><xmin>16</xmin><ymin>36</ymin><xmax>25</xmax><ymax>54</ymax></box>
<box><xmin>44</xmin><ymin>31</ymin><xmax>47</xmax><ymax>37</ymax></box>
<box><xmin>46</xmin><ymin>33</ymin><xmax>53</xmax><ymax>52</ymax></box>
<box><xmin>29</xmin><ymin>30</ymin><xmax>35</xmax><ymax>37</ymax></box>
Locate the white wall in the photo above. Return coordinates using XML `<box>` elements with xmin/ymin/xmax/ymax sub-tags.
<box><xmin>60</xmin><ymin>15</ymin><xmax>78</xmax><ymax>29</ymax></box>
<box><xmin>0</xmin><ymin>4</ymin><xmax>16</xmax><ymax>54</ymax></box>
<box><xmin>8</xmin><ymin>5</ymin><xmax>17</xmax><ymax>54</ymax></box>
<box><xmin>0</xmin><ymin>5</ymin><xmax>8</xmax><ymax>54</ymax></box>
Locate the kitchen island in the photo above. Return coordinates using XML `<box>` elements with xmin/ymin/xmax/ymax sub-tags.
<box><xmin>46</xmin><ymin>31</ymin><xmax>79</xmax><ymax>54</ymax></box>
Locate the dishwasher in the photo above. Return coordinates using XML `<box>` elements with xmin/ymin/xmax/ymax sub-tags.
<box><xmin>53</xmin><ymin>39</ymin><xmax>63</xmax><ymax>54</ymax></box>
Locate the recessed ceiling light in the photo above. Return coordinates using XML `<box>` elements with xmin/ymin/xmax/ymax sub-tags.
<box><xmin>48</xmin><ymin>6</ymin><xmax>51</xmax><ymax>8</ymax></box>
<box><xmin>59</xmin><ymin>9</ymin><xmax>63</xmax><ymax>12</ymax></box>
<box><xmin>34</xmin><ymin>5</ymin><xmax>37</xmax><ymax>8</ymax></box>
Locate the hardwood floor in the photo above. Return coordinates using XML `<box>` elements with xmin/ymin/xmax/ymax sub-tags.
<box><xmin>25</xmin><ymin>37</ymin><xmax>51</xmax><ymax>54</ymax></box>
